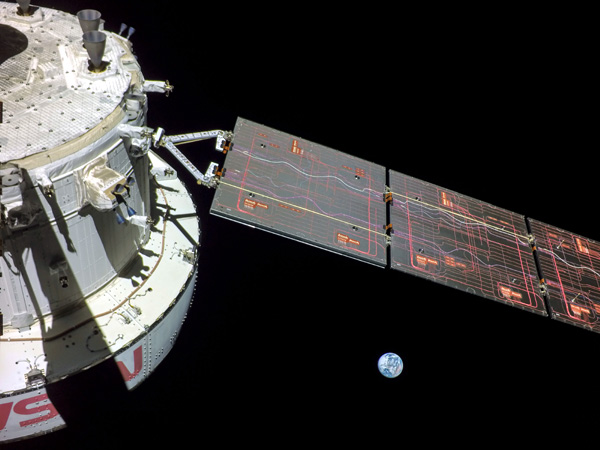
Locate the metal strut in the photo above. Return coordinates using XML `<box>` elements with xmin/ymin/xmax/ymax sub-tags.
<box><xmin>167</xmin><ymin>130</ymin><xmax>233</xmax><ymax>153</ymax></box>
<box><xmin>153</xmin><ymin>127</ymin><xmax>231</xmax><ymax>188</ymax></box>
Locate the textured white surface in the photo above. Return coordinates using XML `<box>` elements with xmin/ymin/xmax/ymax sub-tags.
<box><xmin>0</xmin><ymin>2</ymin><xmax>135</xmax><ymax>162</ymax></box>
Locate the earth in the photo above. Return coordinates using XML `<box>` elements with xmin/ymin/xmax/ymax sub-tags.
<box><xmin>377</xmin><ymin>353</ymin><xmax>403</xmax><ymax>378</ymax></box>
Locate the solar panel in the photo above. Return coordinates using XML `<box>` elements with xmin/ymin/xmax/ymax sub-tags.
<box><xmin>387</xmin><ymin>170</ymin><xmax>547</xmax><ymax>316</ymax></box>
<box><xmin>529</xmin><ymin>219</ymin><xmax>600</xmax><ymax>332</ymax></box>
<box><xmin>210</xmin><ymin>118</ymin><xmax>389</xmax><ymax>266</ymax></box>
<box><xmin>207</xmin><ymin>116</ymin><xmax>600</xmax><ymax>335</ymax></box>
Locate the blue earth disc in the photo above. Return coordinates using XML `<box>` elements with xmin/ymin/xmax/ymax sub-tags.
<box><xmin>378</xmin><ymin>352</ymin><xmax>403</xmax><ymax>378</ymax></box>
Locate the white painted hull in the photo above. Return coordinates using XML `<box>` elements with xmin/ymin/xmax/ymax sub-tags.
<box><xmin>1</xmin><ymin>248</ymin><xmax>198</xmax><ymax>443</ymax></box>
<box><xmin>115</xmin><ymin>264</ymin><xmax>197</xmax><ymax>390</ymax></box>
<box><xmin>0</xmin><ymin>151</ymin><xmax>200</xmax><ymax>443</ymax></box>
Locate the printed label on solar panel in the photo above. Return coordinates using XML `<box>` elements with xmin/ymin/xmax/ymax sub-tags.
<box><xmin>388</xmin><ymin>170</ymin><xmax>547</xmax><ymax>315</ymax></box>
<box><xmin>529</xmin><ymin>219</ymin><xmax>600</xmax><ymax>333</ymax></box>
<box><xmin>210</xmin><ymin>118</ymin><xmax>388</xmax><ymax>266</ymax></box>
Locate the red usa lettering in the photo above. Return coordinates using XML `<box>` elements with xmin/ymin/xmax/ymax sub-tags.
<box><xmin>116</xmin><ymin>344</ymin><xmax>143</xmax><ymax>381</ymax></box>
<box><xmin>0</xmin><ymin>394</ymin><xmax>59</xmax><ymax>430</ymax></box>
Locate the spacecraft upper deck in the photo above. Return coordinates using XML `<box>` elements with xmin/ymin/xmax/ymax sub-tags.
<box><xmin>0</xmin><ymin>2</ymin><xmax>143</xmax><ymax>166</ymax></box>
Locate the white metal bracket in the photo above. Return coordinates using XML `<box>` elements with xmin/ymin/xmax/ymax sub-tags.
<box><xmin>155</xmin><ymin>128</ymin><xmax>232</xmax><ymax>188</ymax></box>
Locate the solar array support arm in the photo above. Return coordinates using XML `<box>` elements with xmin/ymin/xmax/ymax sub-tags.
<box><xmin>152</xmin><ymin>127</ymin><xmax>231</xmax><ymax>188</ymax></box>
<box><xmin>166</xmin><ymin>130</ymin><xmax>233</xmax><ymax>153</ymax></box>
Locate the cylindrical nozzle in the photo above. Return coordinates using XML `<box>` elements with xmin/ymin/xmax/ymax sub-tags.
<box><xmin>17</xmin><ymin>0</ymin><xmax>31</xmax><ymax>15</ymax></box>
<box><xmin>83</xmin><ymin>30</ymin><xmax>106</xmax><ymax>69</ymax></box>
<box><xmin>77</xmin><ymin>9</ymin><xmax>102</xmax><ymax>33</ymax></box>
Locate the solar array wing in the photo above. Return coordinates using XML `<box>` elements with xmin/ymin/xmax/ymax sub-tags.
<box><xmin>387</xmin><ymin>170</ymin><xmax>547</xmax><ymax>316</ymax></box>
<box><xmin>210</xmin><ymin>118</ymin><xmax>389</xmax><ymax>266</ymax></box>
<box><xmin>209</xmin><ymin>117</ymin><xmax>600</xmax><ymax>335</ymax></box>
<box><xmin>528</xmin><ymin>219</ymin><xmax>600</xmax><ymax>333</ymax></box>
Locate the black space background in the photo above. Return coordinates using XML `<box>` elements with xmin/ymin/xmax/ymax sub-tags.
<box><xmin>6</xmin><ymin>2</ymin><xmax>597</xmax><ymax>448</ymax></box>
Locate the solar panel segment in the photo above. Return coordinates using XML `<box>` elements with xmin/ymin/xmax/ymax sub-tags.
<box><xmin>528</xmin><ymin>219</ymin><xmax>600</xmax><ymax>333</ymax></box>
<box><xmin>387</xmin><ymin>170</ymin><xmax>547</xmax><ymax>316</ymax></box>
<box><xmin>210</xmin><ymin>118</ymin><xmax>389</xmax><ymax>266</ymax></box>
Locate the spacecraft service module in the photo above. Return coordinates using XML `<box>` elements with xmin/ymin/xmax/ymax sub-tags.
<box><xmin>0</xmin><ymin>2</ymin><xmax>207</xmax><ymax>441</ymax></box>
<box><xmin>0</xmin><ymin>0</ymin><xmax>598</xmax><ymax>444</ymax></box>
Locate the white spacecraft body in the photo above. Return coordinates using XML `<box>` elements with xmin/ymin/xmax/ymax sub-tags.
<box><xmin>0</xmin><ymin>2</ymin><xmax>201</xmax><ymax>442</ymax></box>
